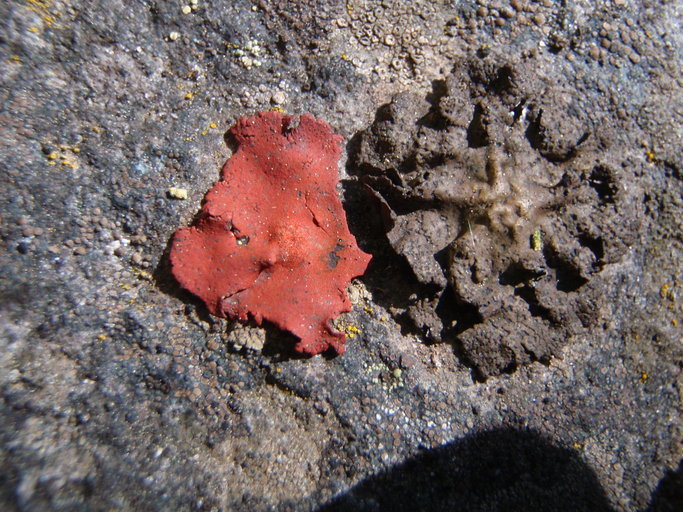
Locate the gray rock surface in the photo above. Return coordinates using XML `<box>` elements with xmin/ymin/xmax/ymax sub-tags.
<box><xmin>1</xmin><ymin>0</ymin><xmax>681</xmax><ymax>511</ymax></box>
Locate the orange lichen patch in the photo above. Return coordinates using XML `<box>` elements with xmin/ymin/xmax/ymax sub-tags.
<box><xmin>170</xmin><ymin>112</ymin><xmax>371</xmax><ymax>355</ymax></box>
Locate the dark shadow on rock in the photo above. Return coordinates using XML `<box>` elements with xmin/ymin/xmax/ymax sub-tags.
<box><xmin>345</xmin><ymin>131</ymin><xmax>364</xmax><ymax>178</ymax></box>
<box><xmin>259</xmin><ymin>325</ymin><xmax>331</xmax><ymax>361</ymax></box>
<box><xmin>644</xmin><ymin>459</ymin><xmax>683</xmax><ymax>512</ymax></box>
<box><xmin>317</xmin><ymin>428</ymin><xmax>613</xmax><ymax>512</ymax></box>
<box><xmin>340</xmin><ymin>177</ymin><xmax>429</xmax><ymax>338</ymax></box>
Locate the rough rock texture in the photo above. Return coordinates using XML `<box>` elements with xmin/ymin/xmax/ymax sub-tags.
<box><xmin>353</xmin><ymin>57</ymin><xmax>644</xmax><ymax>378</ymax></box>
<box><xmin>170</xmin><ymin>111</ymin><xmax>371</xmax><ymax>355</ymax></box>
<box><xmin>0</xmin><ymin>0</ymin><xmax>681</xmax><ymax>511</ymax></box>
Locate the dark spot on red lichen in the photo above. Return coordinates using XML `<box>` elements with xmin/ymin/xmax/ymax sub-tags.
<box><xmin>327</xmin><ymin>243</ymin><xmax>344</xmax><ymax>269</ymax></box>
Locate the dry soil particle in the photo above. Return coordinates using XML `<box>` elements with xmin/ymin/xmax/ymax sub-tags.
<box><xmin>352</xmin><ymin>55</ymin><xmax>645</xmax><ymax>379</ymax></box>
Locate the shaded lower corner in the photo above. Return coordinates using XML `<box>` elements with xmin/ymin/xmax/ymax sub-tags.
<box><xmin>645</xmin><ymin>459</ymin><xmax>683</xmax><ymax>512</ymax></box>
<box><xmin>317</xmin><ymin>428</ymin><xmax>613</xmax><ymax>512</ymax></box>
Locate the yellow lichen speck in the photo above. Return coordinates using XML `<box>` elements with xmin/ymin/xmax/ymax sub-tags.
<box><xmin>531</xmin><ymin>229</ymin><xmax>543</xmax><ymax>251</ymax></box>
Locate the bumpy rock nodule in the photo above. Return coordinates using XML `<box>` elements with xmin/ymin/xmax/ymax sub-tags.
<box><xmin>353</xmin><ymin>57</ymin><xmax>643</xmax><ymax>379</ymax></box>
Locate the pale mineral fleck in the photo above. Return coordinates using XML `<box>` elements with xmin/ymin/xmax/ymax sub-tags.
<box><xmin>168</xmin><ymin>187</ymin><xmax>188</xmax><ymax>200</ymax></box>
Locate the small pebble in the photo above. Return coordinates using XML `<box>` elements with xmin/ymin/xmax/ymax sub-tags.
<box><xmin>533</xmin><ymin>13</ymin><xmax>545</xmax><ymax>26</ymax></box>
<box><xmin>501</xmin><ymin>6</ymin><xmax>515</xmax><ymax>18</ymax></box>
<box><xmin>181</xmin><ymin>5</ymin><xmax>191</xmax><ymax>15</ymax></box>
<box><xmin>167</xmin><ymin>187</ymin><xmax>188</xmax><ymax>200</ymax></box>
<box><xmin>131</xmin><ymin>253</ymin><xmax>143</xmax><ymax>265</ymax></box>
<box><xmin>74</xmin><ymin>246</ymin><xmax>87</xmax><ymax>256</ymax></box>
<box><xmin>271</xmin><ymin>91</ymin><xmax>287</xmax><ymax>105</ymax></box>
<box><xmin>169</xmin><ymin>31</ymin><xmax>180</xmax><ymax>41</ymax></box>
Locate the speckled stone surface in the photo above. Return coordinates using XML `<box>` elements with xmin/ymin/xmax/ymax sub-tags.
<box><xmin>1</xmin><ymin>1</ymin><xmax>681</xmax><ymax>511</ymax></box>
